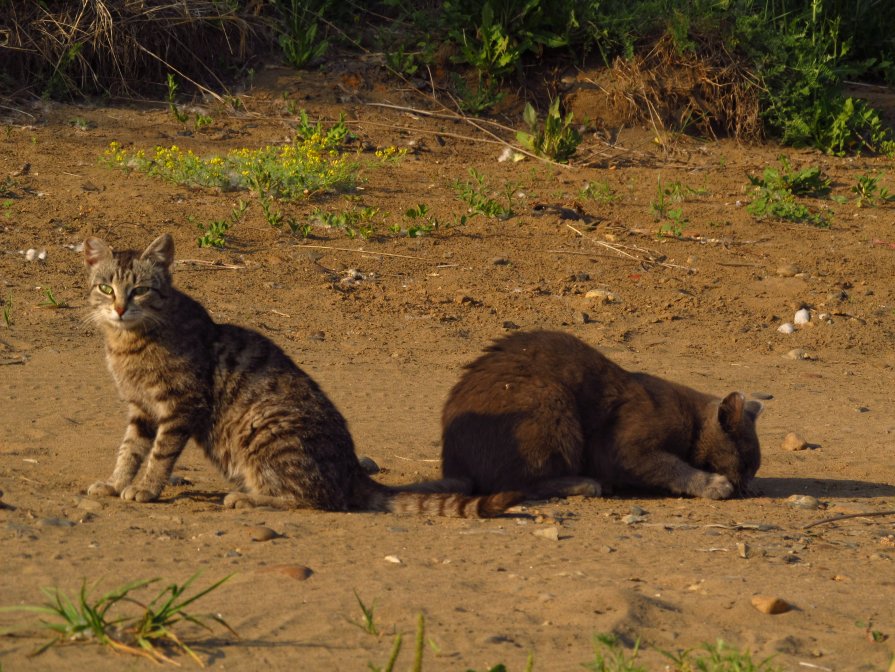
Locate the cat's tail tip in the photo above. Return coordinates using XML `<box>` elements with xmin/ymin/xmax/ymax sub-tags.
<box><xmin>385</xmin><ymin>490</ymin><xmax>525</xmax><ymax>518</ymax></box>
<box><xmin>474</xmin><ymin>490</ymin><xmax>526</xmax><ymax>517</ymax></box>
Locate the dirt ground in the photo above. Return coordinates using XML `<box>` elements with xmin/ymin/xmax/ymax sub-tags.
<box><xmin>1</xmin><ymin>62</ymin><xmax>894</xmax><ymax>671</ymax></box>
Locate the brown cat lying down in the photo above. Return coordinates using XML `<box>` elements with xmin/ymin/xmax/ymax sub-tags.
<box><xmin>437</xmin><ymin>330</ymin><xmax>763</xmax><ymax>500</ymax></box>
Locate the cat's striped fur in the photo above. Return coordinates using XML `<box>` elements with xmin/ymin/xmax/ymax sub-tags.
<box><xmin>84</xmin><ymin>234</ymin><xmax>520</xmax><ymax>517</ymax></box>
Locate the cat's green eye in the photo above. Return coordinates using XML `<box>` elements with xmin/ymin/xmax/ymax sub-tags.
<box><xmin>131</xmin><ymin>286</ymin><xmax>151</xmax><ymax>297</ymax></box>
<box><xmin>97</xmin><ymin>284</ymin><xmax>114</xmax><ymax>295</ymax></box>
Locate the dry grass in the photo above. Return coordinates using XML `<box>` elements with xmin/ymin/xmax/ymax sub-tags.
<box><xmin>608</xmin><ymin>33</ymin><xmax>763</xmax><ymax>143</ymax></box>
<box><xmin>1</xmin><ymin>0</ymin><xmax>272</xmax><ymax>99</ymax></box>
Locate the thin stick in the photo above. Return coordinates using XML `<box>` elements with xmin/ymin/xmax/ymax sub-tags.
<box><xmin>174</xmin><ymin>259</ymin><xmax>245</xmax><ymax>270</ymax></box>
<box><xmin>803</xmin><ymin>510</ymin><xmax>895</xmax><ymax>530</ymax></box>
<box><xmin>548</xmin><ymin>249</ymin><xmax>638</xmax><ymax>262</ymax></box>
<box><xmin>293</xmin><ymin>244</ymin><xmax>431</xmax><ymax>262</ymax></box>
<box><xmin>392</xmin><ymin>454</ymin><xmax>440</xmax><ymax>463</ymax></box>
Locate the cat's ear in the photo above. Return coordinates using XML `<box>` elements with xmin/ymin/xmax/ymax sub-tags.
<box><xmin>141</xmin><ymin>234</ymin><xmax>175</xmax><ymax>267</ymax></box>
<box><xmin>718</xmin><ymin>392</ymin><xmax>745</xmax><ymax>433</ymax></box>
<box><xmin>84</xmin><ymin>237</ymin><xmax>112</xmax><ymax>267</ymax></box>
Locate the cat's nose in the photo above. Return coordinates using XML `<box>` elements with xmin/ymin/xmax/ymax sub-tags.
<box><xmin>115</xmin><ymin>304</ymin><xmax>126</xmax><ymax>316</ymax></box>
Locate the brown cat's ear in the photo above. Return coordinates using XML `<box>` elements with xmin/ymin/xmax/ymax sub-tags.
<box><xmin>718</xmin><ymin>392</ymin><xmax>745</xmax><ymax>433</ymax></box>
<box><xmin>84</xmin><ymin>237</ymin><xmax>112</xmax><ymax>267</ymax></box>
<box><xmin>141</xmin><ymin>234</ymin><xmax>175</xmax><ymax>267</ymax></box>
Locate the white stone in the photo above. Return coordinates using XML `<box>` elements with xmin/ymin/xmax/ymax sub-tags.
<box><xmin>777</xmin><ymin>322</ymin><xmax>795</xmax><ymax>334</ymax></box>
<box><xmin>794</xmin><ymin>308</ymin><xmax>810</xmax><ymax>325</ymax></box>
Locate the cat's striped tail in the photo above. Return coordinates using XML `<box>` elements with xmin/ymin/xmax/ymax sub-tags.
<box><xmin>355</xmin><ymin>477</ymin><xmax>523</xmax><ymax>518</ymax></box>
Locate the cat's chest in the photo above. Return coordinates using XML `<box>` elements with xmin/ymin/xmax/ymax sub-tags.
<box><xmin>105</xmin><ymin>336</ymin><xmax>202</xmax><ymax>400</ymax></box>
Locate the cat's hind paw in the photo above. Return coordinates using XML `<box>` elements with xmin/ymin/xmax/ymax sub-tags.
<box><xmin>120</xmin><ymin>485</ymin><xmax>159</xmax><ymax>503</ymax></box>
<box><xmin>700</xmin><ymin>474</ymin><xmax>734</xmax><ymax>500</ymax></box>
<box><xmin>88</xmin><ymin>482</ymin><xmax>119</xmax><ymax>498</ymax></box>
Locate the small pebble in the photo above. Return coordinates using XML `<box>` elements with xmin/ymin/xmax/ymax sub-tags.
<box><xmin>736</xmin><ymin>542</ymin><xmax>750</xmax><ymax>559</ymax></box>
<box><xmin>384</xmin><ymin>554</ymin><xmax>402</xmax><ymax>564</ymax></box>
<box><xmin>491</xmin><ymin>257</ymin><xmax>510</xmax><ymax>266</ymax></box>
<box><xmin>776</xmin><ymin>264</ymin><xmax>799</xmax><ymax>278</ymax></box>
<box><xmin>358</xmin><ymin>456</ymin><xmax>380</xmax><ymax>474</ymax></box>
<box><xmin>751</xmin><ymin>595</ymin><xmax>794</xmax><ymax>615</ymax></box>
<box><xmin>575</xmin><ymin>311</ymin><xmax>590</xmax><ymax>325</ymax></box>
<box><xmin>777</xmin><ymin>322</ymin><xmax>795</xmax><ymax>334</ymax></box>
<box><xmin>794</xmin><ymin>308</ymin><xmax>810</xmax><ymax>325</ymax></box>
<box><xmin>502</xmin><ymin>321</ymin><xmax>520</xmax><ymax>330</ymax></box>
<box><xmin>247</xmin><ymin>525</ymin><xmax>281</xmax><ymax>542</ymax></box>
<box><xmin>786</xmin><ymin>495</ymin><xmax>821</xmax><ymax>510</ymax></box>
<box><xmin>785</xmin><ymin>348</ymin><xmax>810</xmax><ymax>360</ymax></box>
<box><xmin>622</xmin><ymin>513</ymin><xmax>647</xmax><ymax>525</ymax></box>
<box><xmin>585</xmin><ymin>288</ymin><xmax>619</xmax><ymax>304</ymax></box>
<box><xmin>76</xmin><ymin>498</ymin><xmax>104</xmax><ymax>513</ymax></box>
<box><xmin>751</xmin><ymin>392</ymin><xmax>774</xmax><ymax>400</ymax></box>
<box><xmin>533</xmin><ymin>526</ymin><xmax>560</xmax><ymax>541</ymax></box>
<box><xmin>308</xmin><ymin>330</ymin><xmax>325</xmax><ymax>342</ymax></box>
<box><xmin>781</xmin><ymin>432</ymin><xmax>808</xmax><ymax>451</ymax></box>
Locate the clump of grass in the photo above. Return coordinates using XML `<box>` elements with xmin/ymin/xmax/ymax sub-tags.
<box><xmin>39</xmin><ymin>288</ymin><xmax>68</xmax><ymax>309</ymax></box>
<box><xmin>746</xmin><ymin>156</ymin><xmax>832</xmax><ymax>227</ymax></box>
<box><xmin>1</xmin><ymin>573</ymin><xmax>235</xmax><ymax>665</ymax></box>
<box><xmin>663</xmin><ymin>639</ymin><xmax>783</xmax><ymax>671</ymax></box>
<box><xmin>517</xmin><ymin>98</ymin><xmax>582</xmax><ymax>163</ymax></box>
<box><xmin>453</xmin><ymin>168</ymin><xmax>514</xmax><ymax>220</ymax></box>
<box><xmin>311</xmin><ymin>205</ymin><xmax>379</xmax><ymax>239</ymax></box>
<box><xmin>196</xmin><ymin>200</ymin><xmax>247</xmax><ymax>249</ymax></box>
<box><xmin>852</xmin><ymin>172</ymin><xmax>893</xmax><ymax>208</ymax></box>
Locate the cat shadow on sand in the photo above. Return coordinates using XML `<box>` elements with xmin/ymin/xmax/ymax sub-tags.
<box><xmin>754</xmin><ymin>477</ymin><xmax>895</xmax><ymax>500</ymax></box>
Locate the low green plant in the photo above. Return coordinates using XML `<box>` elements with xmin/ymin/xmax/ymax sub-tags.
<box><xmin>0</xmin><ymin>573</ymin><xmax>234</xmax><ymax>664</ymax></box>
<box><xmin>2</xmin><ymin>199</ymin><xmax>13</xmax><ymax>220</ymax></box>
<box><xmin>278</xmin><ymin>0</ymin><xmax>330</xmax><ymax>68</ymax></box>
<box><xmin>165</xmin><ymin>74</ymin><xmax>189</xmax><ymax>124</ymax></box>
<box><xmin>311</xmin><ymin>205</ymin><xmax>378</xmax><ymax>239</ymax></box>
<box><xmin>517</xmin><ymin>98</ymin><xmax>582</xmax><ymax>163</ymax></box>
<box><xmin>747</xmin><ymin>156</ymin><xmax>832</xmax><ymax>227</ymax></box>
<box><xmin>651</xmin><ymin>179</ymin><xmax>689</xmax><ymax>237</ymax></box>
<box><xmin>579</xmin><ymin>181</ymin><xmax>617</xmax><ymax>204</ymax></box>
<box><xmin>39</xmin><ymin>288</ymin><xmax>68</xmax><ymax>309</ymax></box>
<box><xmin>197</xmin><ymin>199</ymin><xmax>247</xmax><ymax>248</ymax></box>
<box><xmin>352</xmin><ymin>590</ymin><xmax>379</xmax><ymax>636</ymax></box>
<box><xmin>852</xmin><ymin>172</ymin><xmax>892</xmax><ymax>208</ymax></box>
<box><xmin>2</xmin><ymin>297</ymin><xmax>11</xmax><ymax>327</ymax></box>
<box><xmin>453</xmin><ymin>168</ymin><xmax>513</xmax><ymax>219</ymax></box>
<box><xmin>583</xmin><ymin>633</ymin><xmax>646</xmax><ymax>672</ymax></box>
<box><xmin>194</xmin><ymin>113</ymin><xmax>213</xmax><ymax>131</ymax></box>
<box><xmin>662</xmin><ymin>639</ymin><xmax>783</xmax><ymax>671</ymax></box>
<box><xmin>294</xmin><ymin>110</ymin><xmax>353</xmax><ymax>149</ymax></box>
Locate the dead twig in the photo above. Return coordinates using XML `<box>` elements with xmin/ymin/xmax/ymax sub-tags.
<box><xmin>564</xmin><ymin>223</ymin><xmax>693</xmax><ymax>272</ymax></box>
<box><xmin>803</xmin><ymin>510</ymin><xmax>895</xmax><ymax>530</ymax></box>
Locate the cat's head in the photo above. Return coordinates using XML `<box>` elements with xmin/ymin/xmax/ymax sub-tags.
<box><xmin>697</xmin><ymin>392</ymin><xmax>763</xmax><ymax>496</ymax></box>
<box><xmin>84</xmin><ymin>234</ymin><xmax>174</xmax><ymax>332</ymax></box>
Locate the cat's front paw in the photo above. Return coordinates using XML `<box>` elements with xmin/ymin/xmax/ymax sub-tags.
<box><xmin>120</xmin><ymin>485</ymin><xmax>160</xmax><ymax>503</ymax></box>
<box><xmin>87</xmin><ymin>482</ymin><xmax>119</xmax><ymax>498</ymax></box>
<box><xmin>700</xmin><ymin>474</ymin><xmax>734</xmax><ymax>500</ymax></box>
<box><xmin>223</xmin><ymin>492</ymin><xmax>254</xmax><ymax>509</ymax></box>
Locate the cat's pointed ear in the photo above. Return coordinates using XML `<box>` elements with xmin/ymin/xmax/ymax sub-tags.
<box><xmin>141</xmin><ymin>234</ymin><xmax>175</xmax><ymax>267</ymax></box>
<box><xmin>84</xmin><ymin>237</ymin><xmax>112</xmax><ymax>267</ymax></box>
<box><xmin>718</xmin><ymin>392</ymin><xmax>745</xmax><ymax>433</ymax></box>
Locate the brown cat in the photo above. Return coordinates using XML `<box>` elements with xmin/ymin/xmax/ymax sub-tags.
<box><xmin>438</xmin><ymin>330</ymin><xmax>763</xmax><ymax>500</ymax></box>
<box><xmin>83</xmin><ymin>233</ymin><xmax>519</xmax><ymax>517</ymax></box>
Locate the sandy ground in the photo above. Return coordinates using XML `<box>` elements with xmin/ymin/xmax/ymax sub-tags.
<box><xmin>1</xmin><ymin>62</ymin><xmax>894</xmax><ymax>671</ymax></box>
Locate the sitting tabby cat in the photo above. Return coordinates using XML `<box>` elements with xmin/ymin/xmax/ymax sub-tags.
<box><xmin>438</xmin><ymin>330</ymin><xmax>763</xmax><ymax>500</ymax></box>
<box><xmin>84</xmin><ymin>234</ymin><xmax>519</xmax><ymax>517</ymax></box>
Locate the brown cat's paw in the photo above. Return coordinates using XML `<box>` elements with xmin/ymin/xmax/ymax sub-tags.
<box><xmin>87</xmin><ymin>482</ymin><xmax>119</xmax><ymax>498</ymax></box>
<box><xmin>120</xmin><ymin>485</ymin><xmax>159</xmax><ymax>503</ymax></box>
<box><xmin>700</xmin><ymin>474</ymin><xmax>734</xmax><ymax>500</ymax></box>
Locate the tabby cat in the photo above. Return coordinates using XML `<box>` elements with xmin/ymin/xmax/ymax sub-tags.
<box><xmin>84</xmin><ymin>234</ymin><xmax>519</xmax><ymax>517</ymax></box>
<box><xmin>438</xmin><ymin>330</ymin><xmax>763</xmax><ymax>500</ymax></box>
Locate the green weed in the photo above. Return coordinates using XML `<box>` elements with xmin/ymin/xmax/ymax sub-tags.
<box><xmin>278</xmin><ymin>0</ymin><xmax>330</xmax><ymax>68</ymax></box>
<box><xmin>746</xmin><ymin>156</ymin><xmax>832</xmax><ymax>227</ymax></box>
<box><xmin>352</xmin><ymin>590</ymin><xmax>379</xmax><ymax>636</ymax></box>
<box><xmin>311</xmin><ymin>205</ymin><xmax>378</xmax><ymax>239</ymax></box>
<box><xmin>294</xmin><ymin>109</ymin><xmax>353</xmax><ymax>149</ymax></box>
<box><xmin>196</xmin><ymin>200</ymin><xmax>247</xmax><ymax>249</ymax></box>
<box><xmin>453</xmin><ymin>168</ymin><xmax>514</xmax><ymax>219</ymax></box>
<box><xmin>651</xmin><ymin>179</ymin><xmax>691</xmax><ymax>237</ymax></box>
<box><xmin>517</xmin><ymin>98</ymin><xmax>582</xmax><ymax>163</ymax></box>
<box><xmin>583</xmin><ymin>633</ymin><xmax>646</xmax><ymax>672</ymax></box>
<box><xmin>39</xmin><ymin>288</ymin><xmax>68</xmax><ymax>309</ymax></box>
<box><xmin>0</xmin><ymin>573</ymin><xmax>234</xmax><ymax>664</ymax></box>
<box><xmin>579</xmin><ymin>181</ymin><xmax>617</xmax><ymax>204</ymax></box>
<box><xmin>165</xmin><ymin>74</ymin><xmax>189</xmax><ymax>124</ymax></box>
<box><xmin>2</xmin><ymin>297</ymin><xmax>11</xmax><ymax>327</ymax></box>
<box><xmin>852</xmin><ymin>172</ymin><xmax>892</xmax><ymax>208</ymax></box>
<box><xmin>662</xmin><ymin>639</ymin><xmax>783</xmax><ymax>672</ymax></box>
